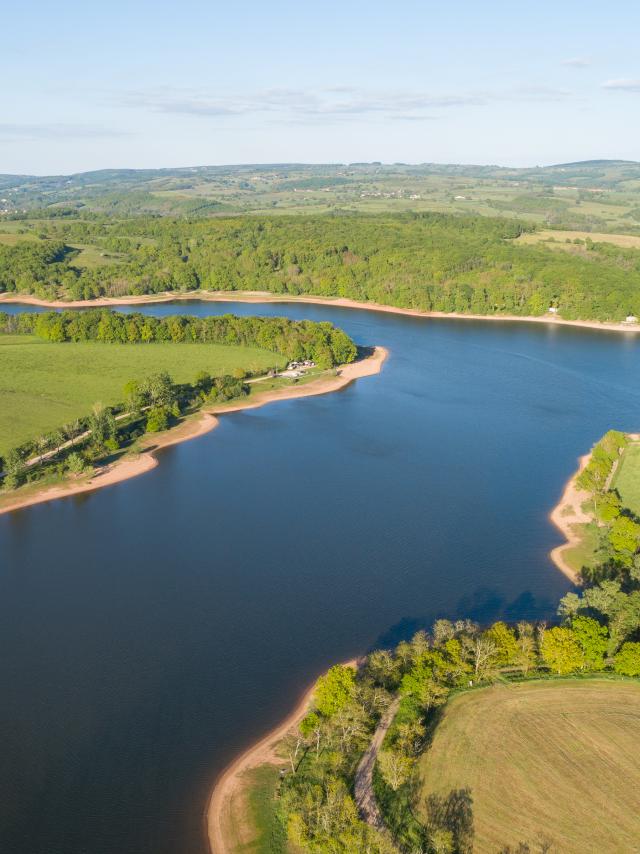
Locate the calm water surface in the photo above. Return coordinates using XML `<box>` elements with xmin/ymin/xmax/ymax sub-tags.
<box><xmin>1</xmin><ymin>301</ymin><xmax>640</xmax><ymax>854</ymax></box>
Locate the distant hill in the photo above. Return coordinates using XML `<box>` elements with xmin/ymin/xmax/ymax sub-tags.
<box><xmin>2</xmin><ymin>160</ymin><xmax>640</xmax><ymax>231</ymax></box>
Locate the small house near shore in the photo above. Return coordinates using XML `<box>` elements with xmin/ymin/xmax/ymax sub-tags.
<box><xmin>624</xmin><ymin>314</ymin><xmax>638</xmax><ymax>324</ymax></box>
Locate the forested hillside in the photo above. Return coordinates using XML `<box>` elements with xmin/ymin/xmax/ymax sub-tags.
<box><xmin>2</xmin><ymin>212</ymin><xmax>640</xmax><ymax>321</ymax></box>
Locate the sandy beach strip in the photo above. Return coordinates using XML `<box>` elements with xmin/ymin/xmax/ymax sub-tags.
<box><xmin>205</xmin><ymin>659</ymin><xmax>358</xmax><ymax>854</ymax></box>
<box><xmin>548</xmin><ymin>452</ymin><xmax>595</xmax><ymax>584</ymax></box>
<box><xmin>2</xmin><ymin>289</ymin><xmax>640</xmax><ymax>336</ymax></box>
<box><xmin>0</xmin><ymin>348</ymin><xmax>387</xmax><ymax>517</ymax></box>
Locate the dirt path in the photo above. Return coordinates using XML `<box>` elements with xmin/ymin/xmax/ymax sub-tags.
<box><xmin>2</xmin><ymin>289</ymin><xmax>640</xmax><ymax>336</ymax></box>
<box><xmin>206</xmin><ymin>659</ymin><xmax>358</xmax><ymax>854</ymax></box>
<box><xmin>354</xmin><ymin>696</ymin><xmax>401</xmax><ymax>829</ymax></box>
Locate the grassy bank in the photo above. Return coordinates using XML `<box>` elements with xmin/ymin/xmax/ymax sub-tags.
<box><xmin>222</xmin><ymin>765</ymin><xmax>287</xmax><ymax>854</ymax></box>
<box><xmin>611</xmin><ymin>440</ymin><xmax>640</xmax><ymax>517</ymax></box>
<box><xmin>0</xmin><ymin>335</ymin><xmax>283</xmax><ymax>454</ymax></box>
<box><xmin>416</xmin><ymin>679</ymin><xmax>640</xmax><ymax>852</ymax></box>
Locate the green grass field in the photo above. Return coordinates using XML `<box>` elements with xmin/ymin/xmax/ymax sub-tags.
<box><xmin>559</xmin><ymin>520</ymin><xmax>601</xmax><ymax>576</ymax></box>
<box><xmin>224</xmin><ymin>765</ymin><xmax>286</xmax><ymax>854</ymax></box>
<box><xmin>0</xmin><ymin>335</ymin><xmax>284</xmax><ymax>454</ymax></box>
<box><xmin>68</xmin><ymin>243</ymin><xmax>123</xmax><ymax>269</ymax></box>
<box><xmin>611</xmin><ymin>441</ymin><xmax>640</xmax><ymax>516</ymax></box>
<box><xmin>417</xmin><ymin>680</ymin><xmax>640</xmax><ymax>853</ymax></box>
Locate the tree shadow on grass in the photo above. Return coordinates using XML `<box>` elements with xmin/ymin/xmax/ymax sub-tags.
<box><xmin>424</xmin><ymin>786</ymin><xmax>474</xmax><ymax>854</ymax></box>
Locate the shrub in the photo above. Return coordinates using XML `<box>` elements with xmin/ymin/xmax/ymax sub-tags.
<box><xmin>145</xmin><ymin>406</ymin><xmax>169</xmax><ymax>433</ymax></box>
<box><xmin>614</xmin><ymin>642</ymin><xmax>640</xmax><ymax>677</ymax></box>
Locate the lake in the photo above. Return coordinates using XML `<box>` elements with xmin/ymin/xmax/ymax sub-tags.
<box><xmin>1</xmin><ymin>300</ymin><xmax>639</xmax><ymax>854</ymax></box>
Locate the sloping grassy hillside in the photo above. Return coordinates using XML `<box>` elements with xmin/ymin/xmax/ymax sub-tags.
<box><xmin>417</xmin><ymin>680</ymin><xmax>640</xmax><ymax>853</ymax></box>
<box><xmin>0</xmin><ymin>335</ymin><xmax>283</xmax><ymax>454</ymax></box>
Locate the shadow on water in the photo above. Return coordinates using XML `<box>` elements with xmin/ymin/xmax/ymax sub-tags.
<box><xmin>369</xmin><ymin>588</ymin><xmax>560</xmax><ymax>652</ymax></box>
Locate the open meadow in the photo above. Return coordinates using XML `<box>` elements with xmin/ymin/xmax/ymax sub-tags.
<box><xmin>417</xmin><ymin>680</ymin><xmax>640</xmax><ymax>853</ymax></box>
<box><xmin>611</xmin><ymin>441</ymin><xmax>640</xmax><ymax>517</ymax></box>
<box><xmin>0</xmin><ymin>335</ymin><xmax>283</xmax><ymax>454</ymax></box>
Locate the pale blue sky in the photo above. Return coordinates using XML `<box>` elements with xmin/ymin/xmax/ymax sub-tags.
<box><xmin>3</xmin><ymin>0</ymin><xmax>640</xmax><ymax>174</ymax></box>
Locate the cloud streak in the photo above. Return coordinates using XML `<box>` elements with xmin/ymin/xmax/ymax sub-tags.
<box><xmin>562</xmin><ymin>57</ymin><xmax>591</xmax><ymax>68</ymax></box>
<box><xmin>602</xmin><ymin>78</ymin><xmax>640</xmax><ymax>92</ymax></box>
<box><xmin>0</xmin><ymin>123</ymin><xmax>125</xmax><ymax>140</ymax></box>
<box><xmin>122</xmin><ymin>84</ymin><xmax>572</xmax><ymax>123</ymax></box>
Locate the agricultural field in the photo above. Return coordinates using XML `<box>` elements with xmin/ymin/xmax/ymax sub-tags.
<box><xmin>516</xmin><ymin>228</ymin><xmax>640</xmax><ymax>249</ymax></box>
<box><xmin>417</xmin><ymin>680</ymin><xmax>640</xmax><ymax>853</ymax></box>
<box><xmin>611</xmin><ymin>440</ymin><xmax>640</xmax><ymax>517</ymax></box>
<box><xmin>4</xmin><ymin>161</ymin><xmax>640</xmax><ymax>232</ymax></box>
<box><xmin>0</xmin><ymin>335</ymin><xmax>284</xmax><ymax>454</ymax></box>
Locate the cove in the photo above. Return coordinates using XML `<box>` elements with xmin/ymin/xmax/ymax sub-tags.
<box><xmin>1</xmin><ymin>300</ymin><xmax>639</xmax><ymax>854</ymax></box>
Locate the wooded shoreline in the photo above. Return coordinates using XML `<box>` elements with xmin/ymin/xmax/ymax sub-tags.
<box><xmin>2</xmin><ymin>290</ymin><xmax>640</xmax><ymax>336</ymax></box>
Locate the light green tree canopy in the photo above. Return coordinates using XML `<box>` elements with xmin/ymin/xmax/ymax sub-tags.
<box><xmin>314</xmin><ymin>665</ymin><xmax>356</xmax><ymax>718</ymax></box>
<box><xmin>541</xmin><ymin>627</ymin><xmax>584</xmax><ymax>674</ymax></box>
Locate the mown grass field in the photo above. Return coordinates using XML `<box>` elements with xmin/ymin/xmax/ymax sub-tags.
<box><xmin>417</xmin><ymin>680</ymin><xmax>640</xmax><ymax>853</ymax></box>
<box><xmin>611</xmin><ymin>441</ymin><xmax>640</xmax><ymax>516</ymax></box>
<box><xmin>516</xmin><ymin>228</ymin><xmax>640</xmax><ymax>248</ymax></box>
<box><xmin>0</xmin><ymin>335</ymin><xmax>284</xmax><ymax>454</ymax></box>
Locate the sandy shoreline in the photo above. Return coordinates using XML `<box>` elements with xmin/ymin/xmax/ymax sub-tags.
<box><xmin>548</xmin><ymin>453</ymin><xmax>594</xmax><ymax>584</ymax></box>
<box><xmin>0</xmin><ymin>347</ymin><xmax>387</xmax><ymax>517</ymax></box>
<box><xmin>550</xmin><ymin>432</ymin><xmax>640</xmax><ymax>584</ymax></box>
<box><xmin>1</xmin><ymin>289</ymin><xmax>640</xmax><ymax>336</ymax></box>
<box><xmin>206</xmin><ymin>659</ymin><xmax>358</xmax><ymax>854</ymax></box>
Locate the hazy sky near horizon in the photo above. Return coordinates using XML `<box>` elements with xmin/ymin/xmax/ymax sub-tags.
<box><xmin>3</xmin><ymin>0</ymin><xmax>640</xmax><ymax>174</ymax></box>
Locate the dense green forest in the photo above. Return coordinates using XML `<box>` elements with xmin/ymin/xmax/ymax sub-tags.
<box><xmin>2</xmin><ymin>212</ymin><xmax>640</xmax><ymax>320</ymax></box>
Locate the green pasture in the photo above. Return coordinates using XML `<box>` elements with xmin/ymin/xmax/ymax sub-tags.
<box><xmin>0</xmin><ymin>335</ymin><xmax>284</xmax><ymax>454</ymax></box>
<box><xmin>611</xmin><ymin>441</ymin><xmax>640</xmax><ymax>516</ymax></box>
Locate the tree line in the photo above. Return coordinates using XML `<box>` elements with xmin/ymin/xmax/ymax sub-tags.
<box><xmin>2</xmin><ymin>211</ymin><xmax>640</xmax><ymax>320</ymax></box>
<box><xmin>0</xmin><ymin>310</ymin><xmax>357</xmax><ymax>367</ymax></box>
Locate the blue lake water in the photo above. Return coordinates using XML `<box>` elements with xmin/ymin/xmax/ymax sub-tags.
<box><xmin>1</xmin><ymin>300</ymin><xmax>639</xmax><ymax>853</ymax></box>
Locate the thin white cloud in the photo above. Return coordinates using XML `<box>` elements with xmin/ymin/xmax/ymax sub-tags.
<box><xmin>602</xmin><ymin>78</ymin><xmax>640</xmax><ymax>92</ymax></box>
<box><xmin>121</xmin><ymin>85</ymin><xmax>573</xmax><ymax>123</ymax></box>
<box><xmin>0</xmin><ymin>123</ymin><xmax>125</xmax><ymax>140</ymax></box>
<box><xmin>124</xmin><ymin>87</ymin><xmax>486</xmax><ymax>119</ymax></box>
<box><xmin>515</xmin><ymin>85</ymin><xmax>572</xmax><ymax>101</ymax></box>
<box><xmin>562</xmin><ymin>57</ymin><xmax>591</xmax><ymax>68</ymax></box>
